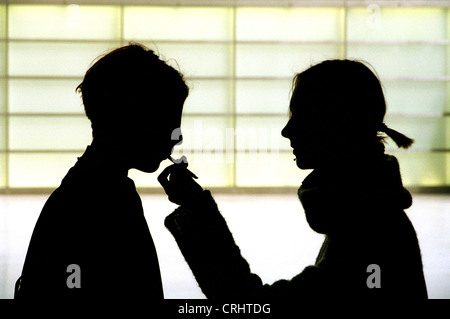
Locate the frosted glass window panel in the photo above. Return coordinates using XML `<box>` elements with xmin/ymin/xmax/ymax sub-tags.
<box><xmin>9</xmin><ymin>5</ymin><xmax>121</xmax><ymax>40</ymax></box>
<box><xmin>0</xmin><ymin>79</ymin><xmax>5</xmax><ymax>113</ymax></box>
<box><xmin>394</xmin><ymin>153</ymin><xmax>447</xmax><ymax>187</ymax></box>
<box><xmin>152</xmin><ymin>42</ymin><xmax>233</xmax><ymax>77</ymax></box>
<box><xmin>236</xmin><ymin>79</ymin><xmax>292</xmax><ymax>114</ymax></box>
<box><xmin>8</xmin><ymin>153</ymin><xmax>80</xmax><ymax>187</ymax></box>
<box><xmin>236</xmin><ymin>44</ymin><xmax>343</xmax><ymax>77</ymax></box>
<box><xmin>235</xmin><ymin>116</ymin><xmax>291</xmax><ymax>152</ymax></box>
<box><xmin>183</xmin><ymin>80</ymin><xmax>232</xmax><ymax>114</ymax></box>
<box><xmin>236</xmin><ymin>7</ymin><xmax>343</xmax><ymax>42</ymax></box>
<box><xmin>0</xmin><ymin>5</ymin><xmax>5</xmax><ymax>38</ymax></box>
<box><xmin>0</xmin><ymin>115</ymin><xmax>5</xmax><ymax>150</ymax></box>
<box><xmin>448</xmin><ymin>153</ymin><xmax>450</xmax><ymax>185</ymax></box>
<box><xmin>9</xmin><ymin>116</ymin><xmax>91</xmax><ymax>151</ymax></box>
<box><xmin>124</xmin><ymin>7</ymin><xmax>233</xmax><ymax>41</ymax></box>
<box><xmin>0</xmin><ymin>41</ymin><xmax>5</xmax><ymax>76</ymax></box>
<box><xmin>446</xmin><ymin>117</ymin><xmax>450</xmax><ymax>149</ymax></box>
<box><xmin>236</xmin><ymin>152</ymin><xmax>310</xmax><ymax>187</ymax></box>
<box><xmin>383</xmin><ymin>81</ymin><xmax>447</xmax><ymax>115</ymax></box>
<box><xmin>384</xmin><ymin>116</ymin><xmax>446</xmax><ymax>150</ymax></box>
<box><xmin>187</xmin><ymin>151</ymin><xmax>234</xmax><ymax>187</ymax></box>
<box><xmin>9</xmin><ymin>42</ymin><xmax>120</xmax><ymax>77</ymax></box>
<box><xmin>1</xmin><ymin>4</ymin><xmax>449</xmax><ymax>192</ymax></box>
<box><xmin>348</xmin><ymin>8</ymin><xmax>447</xmax><ymax>42</ymax></box>
<box><xmin>9</xmin><ymin>79</ymin><xmax>83</xmax><ymax>114</ymax></box>
<box><xmin>347</xmin><ymin>44</ymin><xmax>447</xmax><ymax>79</ymax></box>
<box><xmin>0</xmin><ymin>153</ymin><xmax>5</xmax><ymax>188</ymax></box>
<box><xmin>175</xmin><ymin>116</ymin><xmax>234</xmax><ymax>154</ymax></box>
<box><xmin>447</xmin><ymin>82</ymin><xmax>450</xmax><ymax>113</ymax></box>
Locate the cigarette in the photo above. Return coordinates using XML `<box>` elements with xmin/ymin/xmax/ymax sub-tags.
<box><xmin>168</xmin><ymin>156</ymin><xmax>198</xmax><ymax>179</ymax></box>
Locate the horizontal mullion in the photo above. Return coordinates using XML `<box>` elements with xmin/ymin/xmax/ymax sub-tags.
<box><xmin>2</xmin><ymin>149</ymin><xmax>85</xmax><ymax>153</ymax></box>
<box><xmin>385</xmin><ymin>112</ymin><xmax>450</xmax><ymax>118</ymax></box>
<box><xmin>386</xmin><ymin>148</ymin><xmax>450</xmax><ymax>154</ymax></box>
<box><xmin>382</xmin><ymin>76</ymin><xmax>450</xmax><ymax>82</ymax></box>
<box><xmin>2</xmin><ymin>186</ymin><xmax>450</xmax><ymax>196</ymax></box>
<box><xmin>3</xmin><ymin>112</ymin><xmax>236</xmax><ymax>117</ymax></box>
<box><xmin>2</xmin><ymin>112</ymin><xmax>448</xmax><ymax>117</ymax></box>
<box><xmin>3</xmin><ymin>38</ymin><xmax>450</xmax><ymax>46</ymax></box>
<box><xmin>1</xmin><ymin>75</ymin><xmax>84</xmax><ymax>81</ymax></box>
<box><xmin>4</xmin><ymin>112</ymin><xmax>85</xmax><ymax>117</ymax></box>
<box><xmin>140</xmin><ymin>39</ymin><xmax>345</xmax><ymax>45</ymax></box>
<box><xmin>160</xmin><ymin>40</ymin><xmax>450</xmax><ymax>46</ymax></box>
<box><xmin>346</xmin><ymin>40</ymin><xmax>450</xmax><ymax>46</ymax></box>
<box><xmin>3</xmin><ymin>112</ymin><xmax>237</xmax><ymax>117</ymax></box>
<box><xmin>0</xmin><ymin>75</ymin><xmax>237</xmax><ymax>81</ymax></box>
<box><xmin>3</xmin><ymin>148</ymin><xmax>450</xmax><ymax>154</ymax></box>
<box><xmin>2</xmin><ymin>75</ymin><xmax>450</xmax><ymax>82</ymax></box>
<box><xmin>5</xmin><ymin>38</ymin><xmax>122</xmax><ymax>44</ymax></box>
<box><xmin>2</xmin><ymin>1</ymin><xmax>450</xmax><ymax>8</ymax></box>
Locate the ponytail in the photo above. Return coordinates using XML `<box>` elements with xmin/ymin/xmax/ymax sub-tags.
<box><xmin>378</xmin><ymin>123</ymin><xmax>414</xmax><ymax>149</ymax></box>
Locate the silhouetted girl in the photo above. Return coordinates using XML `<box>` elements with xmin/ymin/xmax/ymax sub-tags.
<box><xmin>160</xmin><ymin>59</ymin><xmax>428</xmax><ymax>300</ymax></box>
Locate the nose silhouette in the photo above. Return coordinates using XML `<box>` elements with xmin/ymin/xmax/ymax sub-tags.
<box><xmin>281</xmin><ymin>121</ymin><xmax>290</xmax><ymax>139</ymax></box>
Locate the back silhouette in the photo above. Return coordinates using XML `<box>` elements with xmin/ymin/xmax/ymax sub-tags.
<box><xmin>15</xmin><ymin>43</ymin><xmax>188</xmax><ymax>301</ymax></box>
<box><xmin>159</xmin><ymin>59</ymin><xmax>428</xmax><ymax>300</ymax></box>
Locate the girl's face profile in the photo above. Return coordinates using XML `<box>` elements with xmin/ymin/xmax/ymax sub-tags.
<box><xmin>282</xmin><ymin>100</ymin><xmax>318</xmax><ymax>170</ymax></box>
<box><xmin>282</xmin><ymin>86</ymin><xmax>332</xmax><ymax>170</ymax></box>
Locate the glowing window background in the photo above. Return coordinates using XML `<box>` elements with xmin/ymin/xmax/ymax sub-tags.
<box><xmin>0</xmin><ymin>2</ymin><xmax>449</xmax><ymax>191</ymax></box>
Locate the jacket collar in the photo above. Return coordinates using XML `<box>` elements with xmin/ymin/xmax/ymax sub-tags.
<box><xmin>298</xmin><ymin>153</ymin><xmax>412</xmax><ymax>235</ymax></box>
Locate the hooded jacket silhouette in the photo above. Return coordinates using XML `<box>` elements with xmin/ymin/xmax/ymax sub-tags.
<box><xmin>15</xmin><ymin>146</ymin><xmax>163</xmax><ymax>300</ymax></box>
<box><xmin>15</xmin><ymin>43</ymin><xmax>189</xmax><ymax>301</ymax></box>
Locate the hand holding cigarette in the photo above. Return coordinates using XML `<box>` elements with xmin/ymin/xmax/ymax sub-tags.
<box><xmin>158</xmin><ymin>155</ymin><xmax>203</xmax><ymax>206</ymax></box>
<box><xmin>168</xmin><ymin>155</ymin><xmax>198</xmax><ymax>179</ymax></box>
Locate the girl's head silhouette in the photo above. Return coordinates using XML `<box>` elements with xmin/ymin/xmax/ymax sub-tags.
<box><xmin>282</xmin><ymin>59</ymin><xmax>413</xmax><ymax>169</ymax></box>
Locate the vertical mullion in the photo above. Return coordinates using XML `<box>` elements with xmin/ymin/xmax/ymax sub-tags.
<box><xmin>120</xmin><ymin>4</ymin><xmax>125</xmax><ymax>46</ymax></box>
<box><xmin>343</xmin><ymin>3</ymin><xmax>348</xmax><ymax>59</ymax></box>
<box><xmin>442</xmin><ymin>8</ymin><xmax>450</xmax><ymax>186</ymax></box>
<box><xmin>231</xmin><ymin>6</ymin><xmax>237</xmax><ymax>188</ymax></box>
<box><xmin>4</xmin><ymin>4</ymin><xmax>9</xmax><ymax>192</ymax></box>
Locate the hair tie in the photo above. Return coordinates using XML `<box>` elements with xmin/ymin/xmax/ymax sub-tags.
<box><xmin>377</xmin><ymin>122</ymin><xmax>414</xmax><ymax>149</ymax></box>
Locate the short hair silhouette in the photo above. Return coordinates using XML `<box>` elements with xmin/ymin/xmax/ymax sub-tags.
<box><xmin>290</xmin><ymin>59</ymin><xmax>413</xmax><ymax>149</ymax></box>
<box><xmin>76</xmin><ymin>43</ymin><xmax>189</xmax><ymax>136</ymax></box>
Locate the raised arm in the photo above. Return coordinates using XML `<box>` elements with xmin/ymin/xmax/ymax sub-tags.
<box><xmin>159</xmin><ymin>165</ymin><xmax>329</xmax><ymax>300</ymax></box>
